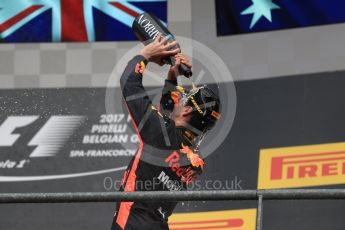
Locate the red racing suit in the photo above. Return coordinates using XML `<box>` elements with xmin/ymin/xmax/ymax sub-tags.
<box><xmin>111</xmin><ymin>55</ymin><xmax>204</xmax><ymax>230</ymax></box>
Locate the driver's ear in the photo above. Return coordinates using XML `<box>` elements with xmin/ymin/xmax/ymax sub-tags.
<box><xmin>182</xmin><ymin>106</ymin><xmax>193</xmax><ymax>116</ymax></box>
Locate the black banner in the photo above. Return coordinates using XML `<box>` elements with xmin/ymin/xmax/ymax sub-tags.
<box><xmin>1</xmin><ymin>71</ymin><xmax>345</xmax><ymax>229</ymax></box>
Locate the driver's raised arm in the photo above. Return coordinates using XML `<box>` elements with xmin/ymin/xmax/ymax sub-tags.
<box><xmin>119</xmin><ymin>34</ymin><xmax>179</xmax><ymax>142</ymax></box>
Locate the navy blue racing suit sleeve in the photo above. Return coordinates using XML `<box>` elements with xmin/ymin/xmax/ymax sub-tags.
<box><xmin>120</xmin><ymin>55</ymin><xmax>175</xmax><ymax>146</ymax></box>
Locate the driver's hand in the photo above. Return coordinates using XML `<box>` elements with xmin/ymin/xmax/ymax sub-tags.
<box><xmin>139</xmin><ymin>33</ymin><xmax>180</xmax><ymax>66</ymax></box>
<box><xmin>167</xmin><ymin>53</ymin><xmax>192</xmax><ymax>79</ymax></box>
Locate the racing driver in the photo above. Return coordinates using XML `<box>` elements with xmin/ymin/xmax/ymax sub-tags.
<box><xmin>111</xmin><ymin>34</ymin><xmax>221</xmax><ymax>230</ymax></box>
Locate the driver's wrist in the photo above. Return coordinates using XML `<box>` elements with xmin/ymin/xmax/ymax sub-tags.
<box><xmin>167</xmin><ymin>70</ymin><xmax>178</xmax><ymax>80</ymax></box>
<box><xmin>139</xmin><ymin>50</ymin><xmax>151</xmax><ymax>62</ymax></box>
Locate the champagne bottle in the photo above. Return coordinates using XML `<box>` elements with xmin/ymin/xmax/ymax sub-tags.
<box><xmin>132</xmin><ymin>13</ymin><xmax>192</xmax><ymax>78</ymax></box>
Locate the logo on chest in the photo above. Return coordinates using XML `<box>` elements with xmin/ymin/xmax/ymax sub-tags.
<box><xmin>165</xmin><ymin>151</ymin><xmax>201</xmax><ymax>184</ymax></box>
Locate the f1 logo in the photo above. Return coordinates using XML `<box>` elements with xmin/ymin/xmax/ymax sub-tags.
<box><xmin>0</xmin><ymin>116</ymin><xmax>86</xmax><ymax>157</ymax></box>
<box><xmin>0</xmin><ymin>116</ymin><xmax>38</xmax><ymax>146</ymax></box>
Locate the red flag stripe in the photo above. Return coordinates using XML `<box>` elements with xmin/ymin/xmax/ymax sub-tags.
<box><xmin>110</xmin><ymin>2</ymin><xmax>140</xmax><ymax>18</ymax></box>
<box><xmin>0</xmin><ymin>5</ymin><xmax>43</xmax><ymax>33</ymax></box>
<box><xmin>61</xmin><ymin>0</ymin><xmax>88</xmax><ymax>41</ymax></box>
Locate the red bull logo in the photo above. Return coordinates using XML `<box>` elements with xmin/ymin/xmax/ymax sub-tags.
<box><xmin>165</xmin><ymin>151</ymin><xmax>198</xmax><ymax>184</ymax></box>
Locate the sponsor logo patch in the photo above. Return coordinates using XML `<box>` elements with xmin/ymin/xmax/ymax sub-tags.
<box><xmin>165</xmin><ymin>151</ymin><xmax>198</xmax><ymax>184</ymax></box>
<box><xmin>258</xmin><ymin>142</ymin><xmax>345</xmax><ymax>189</ymax></box>
<box><xmin>135</xmin><ymin>61</ymin><xmax>146</xmax><ymax>75</ymax></box>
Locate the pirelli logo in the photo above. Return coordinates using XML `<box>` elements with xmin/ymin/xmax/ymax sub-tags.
<box><xmin>168</xmin><ymin>209</ymin><xmax>256</xmax><ymax>230</ymax></box>
<box><xmin>258</xmin><ymin>142</ymin><xmax>345</xmax><ymax>189</ymax></box>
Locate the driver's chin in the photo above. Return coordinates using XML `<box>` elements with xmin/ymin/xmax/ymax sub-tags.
<box><xmin>171</xmin><ymin>110</ymin><xmax>179</xmax><ymax>121</ymax></box>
